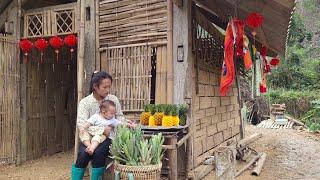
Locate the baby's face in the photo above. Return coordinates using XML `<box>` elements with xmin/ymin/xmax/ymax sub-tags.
<box><xmin>102</xmin><ymin>106</ymin><xmax>116</xmax><ymax>119</ymax></box>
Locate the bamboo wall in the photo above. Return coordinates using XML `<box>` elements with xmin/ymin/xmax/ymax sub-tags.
<box><xmin>0</xmin><ymin>35</ymin><xmax>20</xmax><ymax>164</ymax></box>
<box><xmin>98</xmin><ymin>0</ymin><xmax>169</xmax><ymax>116</ymax></box>
<box><xmin>98</xmin><ymin>0</ymin><xmax>167</xmax><ymax>47</ymax></box>
<box><xmin>25</xmin><ymin>47</ymin><xmax>77</xmax><ymax>160</ymax></box>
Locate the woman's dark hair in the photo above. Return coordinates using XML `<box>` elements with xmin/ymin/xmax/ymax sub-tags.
<box><xmin>89</xmin><ymin>71</ymin><xmax>113</xmax><ymax>94</ymax></box>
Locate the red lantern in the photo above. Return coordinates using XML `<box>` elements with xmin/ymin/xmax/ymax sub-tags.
<box><xmin>260</xmin><ymin>84</ymin><xmax>267</xmax><ymax>93</ymax></box>
<box><xmin>49</xmin><ymin>36</ymin><xmax>63</xmax><ymax>62</ymax></box>
<box><xmin>19</xmin><ymin>39</ymin><xmax>33</xmax><ymax>64</ymax></box>
<box><xmin>64</xmin><ymin>34</ymin><xmax>77</xmax><ymax>61</ymax></box>
<box><xmin>34</xmin><ymin>38</ymin><xmax>49</xmax><ymax>63</ymax></box>
<box><xmin>270</xmin><ymin>58</ymin><xmax>280</xmax><ymax>66</ymax></box>
<box><xmin>246</xmin><ymin>12</ymin><xmax>264</xmax><ymax>37</ymax></box>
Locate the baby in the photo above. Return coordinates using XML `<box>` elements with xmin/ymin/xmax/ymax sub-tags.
<box><xmin>79</xmin><ymin>100</ymin><xmax>134</xmax><ymax>155</ymax></box>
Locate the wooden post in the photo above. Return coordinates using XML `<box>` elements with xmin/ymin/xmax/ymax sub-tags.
<box><xmin>74</xmin><ymin>0</ymin><xmax>85</xmax><ymax>163</ymax></box>
<box><xmin>16</xmin><ymin>0</ymin><xmax>22</xmax><ymax>165</ymax></box>
<box><xmin>166</xmin><ymin>0</ymin><xmax>173</xmax><ymax>104</ymax></box>
<box><xmin>214</xmin><ymin>146</ymin><xmax>235</xmax><ymax>180</ymax></box>
<box><xmin>168</xmin><ymin>136</ymin><xmax>178</xmax><ymax>180</ymax></box>
<box><xmin>95</xmin><ymin>0</ymin><xmax>100</xmax><ymax>70</ymax></box>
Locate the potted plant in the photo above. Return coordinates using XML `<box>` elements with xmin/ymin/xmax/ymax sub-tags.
<box><xmin>110</xmin><ymin>126</ymin><xmax>164</xmax><ymax>180</ymax></box>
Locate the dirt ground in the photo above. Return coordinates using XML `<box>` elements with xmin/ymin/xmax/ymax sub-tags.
<box><xmin>205</xmin><ymin>125</ymin><xmax>320</xmax><ymax>180</ymax></box>
<box><xmin>1</xmin><ymin>124</ymin><xmax>320</xmax><ymax>180</ymax></box>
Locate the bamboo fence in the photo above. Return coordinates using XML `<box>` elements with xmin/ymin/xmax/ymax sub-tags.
<box><xmin>0</xmin><ymin>34</ymin><xmax>20</xmax><ymax>165</ymax></box>
<box><xmin>98</xmin><ymin>0</ymin><xmax>167</xmax><ymax>47</ymax></box>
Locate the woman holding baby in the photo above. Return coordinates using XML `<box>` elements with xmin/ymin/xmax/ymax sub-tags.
<box><xmin>71</xmin><ymin>71</ymin><xmax>133</xmax><ymax>180</ymax></box>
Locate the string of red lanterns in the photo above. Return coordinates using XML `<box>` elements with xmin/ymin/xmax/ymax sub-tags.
<box><xmin>19</xmin><ymin>34</ymin><xmax>78</xmax><ymax>64</ymax></box>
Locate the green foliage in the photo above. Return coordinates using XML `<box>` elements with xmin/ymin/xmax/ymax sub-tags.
<box><xmin>110</xmin><ymin>125</ymin><xmax>164</xmax><ymax>166</ymax></box>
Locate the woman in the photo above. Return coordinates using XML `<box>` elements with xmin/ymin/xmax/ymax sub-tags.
<box><xmin>71</xmin><ymin>71</ymin><xmax>125</xmax><ymax>180</ymax></box>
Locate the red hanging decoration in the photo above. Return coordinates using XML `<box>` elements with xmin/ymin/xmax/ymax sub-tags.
<box><xmin>19</xmin><ymin>39</ymin><xmax>33</xmax><ymax>64</ymax></box>
<box><xmin>49</xmin><ymin>36</ymin><xmax>64</xmax><ymax>62</ymax></box>
<box><xmin>270</xmin><ymin>58</ymin><xmax>280</xmax><ymax>66</ymax></box>
<box><xmin>64</xmin><ymin>34</ymin><xmax>77</xmax><ymax>61</ymax></box>
<box><xmin>246</xmin><ymin>12</ymin><xmax>264</xmax><ymax>29</ymax></box>
<box><xmin>34</xmin><ymin>38</ymin><xmax>49</xmax><ymax>64</ymax></box>
<box><xmin>260</xmin><ymin>46</ymin><xmax>267</xmax><ymax>57</ymax></box>
<box><xmin>259</xmin><ymin>83</ymin><xmax>267</xmax><ymax>93</ymax></box>
<box><xmin>246</xmin><ymin>12</ymin><xmax>264</xmax><ymax>37</ymax></box>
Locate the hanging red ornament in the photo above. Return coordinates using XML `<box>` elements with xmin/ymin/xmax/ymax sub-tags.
<box><xmin>49</xmin><ymin>36</ymin><xmax>64</xmax><ymax>62</ymax></box>
<box><xmin>246</xmin><ymin>12</ymin><xmax>264</xmax><ymax>29</ymax></box>
<box><xmin>19</xmin><ymin>39</ymin><xmax>33</xmax><ymax>64</ymax></box>
<box><xmin>246</xmin><ymin>12</ymin><xmax>264</xmax><ymax>37</ymax></box>
<box><xmin>34</xmin><ymin>38</ymin><xmax>49</xmax><ymax>64</ymax></box>
<box><xmin>259</xmin><ymin>84</ymin><xmax>267</xmax><ymax>93</ymax></box>
<box><xmin>260</xmin><ymin>46</ymin><xmax>267</xmax><ymax>57</ymax></box>
<box><xmin>270</xmin><ymin>58</ymin><xmax>280</xmax><ymax>66</ymax></box>
<box><xmin>64</xmin><ymin>34</ymin><xmax>77</xmax><ymax>61</ymax></box>
<box><xmin>264</xmin><ymin>64</ymin><xmax>271</xmax><ymax>73</ymax></box>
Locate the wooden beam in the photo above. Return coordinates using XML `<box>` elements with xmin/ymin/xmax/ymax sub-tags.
<box><xmin>173</xmin><ymin>0</ymin><xmax>183</xmax><ymax>8</ymax></box>
<box><xmin>194</xmin><ymin>7</ymin><xmax>224</xmax><ymax>45</ymax></box>
<box><xmin>166</xmin><ymin>0</ymin><xmax>173</xmax><ymax>104</ymax></box>
<box><xmin>74</xmin><ymin>0</ymin><xmax>85</xmax><ymax>163</ymax></box>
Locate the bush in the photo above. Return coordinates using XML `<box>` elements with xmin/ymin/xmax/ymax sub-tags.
<box><xmin>265</xmin><ymin>90</ymin><xmax>320</xmax><ymax>118</ymax></box>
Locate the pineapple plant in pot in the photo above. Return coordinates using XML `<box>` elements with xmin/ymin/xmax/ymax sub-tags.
<box><xmin>178</xmin><ymin>104</ymin><xmax>189</xmax><ymax>126</ymax></box>
<box><xmin>154</xmin><ymin>104</ymin><xmax>165</xmax><ymax>126</ymax></box>
<box><xmin>172</xmin><ymin>105</ymin><xmax>180</xmax><ymax>126</ymax></box>
<box><xmin>162</xmin><ymin>105</ymin><xmax>173</xmax><ymax>127</ymax></box>
<box><xmin>140</xmin><ymin>104</ymin><xmax>151</xmax><ymax>125</ymax></box>
<box><xmin>148</xmin><ymin>104</ymin><xmax>156</xmax><ymax>126</ymax></box>
<box><xmin>111</xmin><ymin>125</ymin><xmax>164</xmax><ymax>180</ymax></box>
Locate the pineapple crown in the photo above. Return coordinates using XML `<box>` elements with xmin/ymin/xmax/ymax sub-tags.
<box><xmin>143</xmin><ymin>104</ymin><xmax>150</xmax><ymax>112</ymax></box>
<box><xmin>172</xmin><ymin>105</ymin><xmax>179</xmax><ymax>116</ymax></box>
<box><xmin>179</xmin><ymin>104</ymin><xmax>189</xmax><ymax>114</ymax></box>
<box><xmin>164</xmin><ymin>105</ymin><xmax>172</xmax><ymax>116</ymax></box>
<box><xmin>149</xmin><ymin>104</ymin><xmax>156</xmax><ymax>115</ymax></box>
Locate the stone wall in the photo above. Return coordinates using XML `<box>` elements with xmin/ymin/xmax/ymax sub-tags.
<box><xmin>192</xmin><ymin>59</ymin><xmax>241</xmax><ymax>166</ymax></box>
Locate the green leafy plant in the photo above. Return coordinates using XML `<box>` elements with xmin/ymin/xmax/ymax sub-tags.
<box><xmin>110</xmin><ymin>125</ymin><xmax>164</xmax><ymax>166</ymax></box>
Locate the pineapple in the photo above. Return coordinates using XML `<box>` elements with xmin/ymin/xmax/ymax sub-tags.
<box><xmin>148</xmin><ymin>104</ymin><xmax>156</xmax><ymax>126</ymax></box>
<box><xmin>140</xmin><ymin>104</ymin><xmax>151</xmax><ymax>125</ymax></box>
<box><xmin>154</xmin><ymin>104</ymin><xmax>164</xmax><ymax>126</ymax></box>
<box><xmin>172</xmin><ymin>105</ymin><xmax>180</xmax><ymax>126</ymax></box>
<box><xmin>179</xmin><ymin>104</ymin><xmax>188</xmax><ymax>126</ymax></box>
<box><xmin>162</xmin><ymin>105</ymin><xmax>173</xmax><ymax>127</ymax></box>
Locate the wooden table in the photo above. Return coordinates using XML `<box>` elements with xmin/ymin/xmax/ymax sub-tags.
<box><xmin>142</xmin><ymin>126</ymin><xmax>191</xmax><ymax>180</ymax></box>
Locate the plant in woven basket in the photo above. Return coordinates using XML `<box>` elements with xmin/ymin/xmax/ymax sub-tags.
<box><xmin>110</xmin><ymin>125</ymin><xmax>143</xmax><ymax>165</ymax></box>
<box><xmin>150</xmin><ymin>133</ymin><xmax>164</xmax><ymax>165</ymax></box>
<box><xmin>178</xmin><ymin>104</ymin><xmax>189</xmax><ymax>126</ymax></box>
<box><xmin>110</xmin><ymin>125</ymin><xmax>164</xmax><ymax>166</ymax></box>
<box><xmin>140</xmin><ymin>104</ymin><xmax>151</xmax><ymax>125</ymax></box>
<box><xmin>162</xmin><ymin>105</ymin><xmax>173</xmax><ymax>127</ymax></box>
<box><xmin>148</xmin><ymin>104</ymin><xmax>156</xmax><ymax>126</ymax></box>
<box><xmin>154</xmin><ymin>104</ymin><xmax>165</xmax><ymax>126</ymax></box>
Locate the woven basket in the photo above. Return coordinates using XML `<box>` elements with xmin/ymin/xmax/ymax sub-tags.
<box><xmin>114</xmin><ymin>162</ymin><xmax>162</xmax><ymax>180</ymax></box>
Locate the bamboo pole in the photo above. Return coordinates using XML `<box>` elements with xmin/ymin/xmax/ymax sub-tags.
<box><xmin>235</xmin><ymin>153</ymin><xmax>262</xmax><ymax>177</ymax></box>
<box><xmin>16</xmin><ymin>0</ymin><xmax>22</xmax><ymax>164</ymax></box>
<box><xmin>251</xmin><ymin>152</ymin><xmax>267</xmax><ymax>176</ymax></box>
<box><xmin>166</xmin><ymin>0</ymin><xmax>173</xmax><ymax>104</ymax></box>
<box><xmin>74</xmin><ymin>0</ymin><xmax>85</xmax><ymax>163</ymax></box>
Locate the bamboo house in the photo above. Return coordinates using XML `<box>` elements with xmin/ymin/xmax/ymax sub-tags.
<box><xmin>0</xmin><ymin>0</ymin><xmax>295</xmax><ymax>179</ymax></box>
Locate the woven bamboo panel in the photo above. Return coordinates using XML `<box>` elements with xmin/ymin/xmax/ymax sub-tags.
<box><xmin>99</xmin><ymin>0</ymin><xmax>167</xmax><ymax>47</ymax></box>
<box><xmin>105</xmin><ymin>45</ymin><xmax>154</xmax><ymax>112</ymax></box>
<box><xmin>25</xmin><ymin>48</ymin><xmax>77</xmax><ymax>160</ymax></box>
<box><xmin>0</xmin><ymin>35</ymin><xmax>20</xmax><ymax>164</ymax></box>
